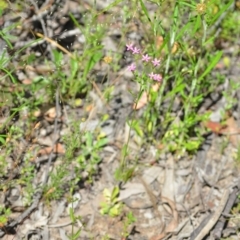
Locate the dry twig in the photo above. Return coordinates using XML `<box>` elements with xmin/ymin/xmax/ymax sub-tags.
<box><xmin>190</xmin><ymin>188</ymin><xmax>230</xmax><ymax>240</ymax></box>
<box><xmin>212</xmin><ymin>185</ymin><xmax>240</xmax><ymax>239</ymax></box>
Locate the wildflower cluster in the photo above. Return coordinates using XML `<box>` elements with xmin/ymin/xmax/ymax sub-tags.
<box><xmin>126</xmin><ymin>43</ymin><xmax>162</xmax><ymax>82</ymax></box>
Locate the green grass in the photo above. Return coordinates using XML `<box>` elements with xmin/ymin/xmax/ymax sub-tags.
<box><xmin>0</xmin><ymin>0</ymin><xmax>239</xmax><ymax>237</ymax></box>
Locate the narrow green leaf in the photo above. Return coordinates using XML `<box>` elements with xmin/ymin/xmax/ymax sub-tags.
<box><xmin>179</xmin><ymin>1</ymin><xmax>195</xmax><ymax>8</ymax></box>
<box><xmin>111</xmin><ymin>186</ymin><xmax>120</xmax><ymax>201</ymax></box>
<box><xmin>70</xmin><ymin>58</ymin><xmax>78</xmax><ymax>78</ymax></box>
<box><xmin>69</xmin><ymin>207</ymin><xmax>75</xmax><ymax>222</ymax></box>
<box><xmin>203</xmin><ymin>34</ymin><xmax>216</xmax><ymax>46</ymax></box>
<box><xmin>95</xmin><ymin>138</ymin><xmax>108</xmax><ymax>149</ymax></box>
<box><xmin>72</xmin><ymin>229</ymin><xmax>81</xmax><ymax>239</ymax></box>
<box><xmin>139</xmin><ymin>0</ymin><xmax>153</xmax><ymax>28</ymax></box>
<box><xmin>199</xmin><ymin>51</ymin><xmax>222</xmax><ymax>81</ymax></box>
<box><xmin>83</xmin><ymin>50</ymin><xmax>103</xmax><ymax>79</ymax></box>
<box><xmin>193</xmin><ymin>15</ymin><xmax>201</xmax><ymax>36</ymax></box>
<box><xmin>0</xmin><ymin>135</ymin><xmax>6</xmax><ymax>144</ymax></box>
<box><xmin>176</xmin><ymin>20</ymin><xmax>192</xmax><ymax>39</ymax></box>
<box><xmin>98</xmin><ymin>0</ymin><xmax>122</xmax><ymax>13</ymax></box>
<box><xmin>121</xmin><ymin>144</ymin><xmax>128</xmax><ymax>159</ymax></box>
<box><xmin>167</xmin><ymin>81</ymin><xmax>185</xmax><ymax>97</ymax></box>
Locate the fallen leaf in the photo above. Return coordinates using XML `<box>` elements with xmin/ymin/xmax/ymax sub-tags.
<box><xmin>150</xmin><ymin>196</ymin><xmax>178</xmax><ymax>240</ymax></box>
<box><xmin>156</xmin><ymin>35</ymin><xmax>164</xmax><ymax>49</ymax></box>
<box><xmin>204</xmin><ymin>117</ymin><xmax>240</xmax><ymax>147</ymax></box>
<box><xmin>133</xmin><ymin>91</ymin><xmax>148</xmax><ymax>110</ymax></box>
<box><xmin>86</xmin><ymin>104</ymin><xmax>94</xmax><ymax>112</ymax></box>
<box><xmin>33</xmin><ymin>109</ymin><xmax>42</xmax><ymax>118</ymax></box>
<box><xmin>162</xmin><ymin>196</ymin><xmax>178</xmax><ymax>233</ymax></box>
<box><xmin>22</xmin><ymin>79</ymin><xmax>32</xmax><ymax>85</ymax></box>
<box><xmin>171</xmin><ymin>42</ymin><xmax>179</xmax><ymax>54</ymax></box>
<box><xmin>44</xmin><ymin>107</ymin><xmax>56</xmax><ymax>120</ymax></box>
<box><xmin>203</xmin><ymin>120</ymin><xmax>227</xmax><ymax>134</ymax></box>
<box><xmin>220</xmin><ymin>117</ymin><xmax>240</xmax><ymax>147</ymax></box>
<box><xmin>37</xmin><ymin>143</ymin><xmax>65</xmax><ymax>156</ymax></box>
<box><xmin>33</xmin><ymin>122</ymin><xmax>41</xmax><ymax>129</ymax></box>
<box><xmin>133</xmin><ymin>83</ymin><xmax>161</xmax><ymax>110</ymax></box>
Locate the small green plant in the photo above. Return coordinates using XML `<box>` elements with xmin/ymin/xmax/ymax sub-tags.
<box><xmin>43</xmin><ymin>163</ymin><xmax>68</xmax><ymax>202</ymax></box>
<box><xmin>112</xmin><ymin>0</ymin><xmax>236</xmax><ymax>182</ymax></box>
<box><xmin>68</xmin><ymin>206</ymin><xmax>82</xmax><ymax>240</ymax></box>
<box><xmin>75</xmin><ymin>131</ymin><xmax>108</xmax><ymax>182</ymax></box>
<box><xmin>62</xmin><ymin>119</ymin><xmax>108</xmax><ymax>185</ymax></box>
<box><xmin>0</xmin><ymin>206</ymin><xmax>11</xmax><ymax>227</ymax></box>
<box><xmin>234</xmin><ymin>144</ymin><xmax>240</xmax><ymax>164</ymax></box>
<box><xmin>100</xmin><ymin>186</ymin><xmax>122</xmax><ymax>217</ymax></box>
<box><xmin>121</xmin><ymin>211</ymin><xmax>137</xmax><ymax>238</ymax></box>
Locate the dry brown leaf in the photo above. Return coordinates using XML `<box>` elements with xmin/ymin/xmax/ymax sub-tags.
<box><xmin>133</xmin><ymin>91</ymin><xmax>148</xmax><ymax>110</ymax></box>
<box><xmin>150</xmin><ymin>196</ymin><xmax>178</xmax><ymax>240</ymax></box>
<box><xmin>162</xmin><ymin>197</ymin><xmax>178</xmax><ymax>233</ymax></box>
<box><xmin>33</xmin><ymin>122</ymin><xmax>41</xmax><ymax>129</ymax></box>
<box><xmin>220</xmin><ymin>117</ymin><xmax>240</xmax><ymax>147</ymax></box>
<box><xmin>44</xmin><ymin>107</ymin><xmax>56</xmax><ymax>120</ymax></box>
<box><xmin>44</xmin><ymin>107</ymin><xmax>64</xmax><ymax>122</ymax></box>
<box><xmin>156</xmin><ymin>35</ymin><xmax>164</xmax><ymax>49</ymax></box>
<box><xmin>203</xmin><ymin>120</ymin><xmax>227</xmax><ymax>134</ymax></box>
<box><xmin>171</xmin><ymin>42</ymin><xmax>179</xmax><ymax>54</ymax></box>
<box><xmin>155</xmin><ymin>36</ymin><xmax>178</xmax><ymax>54</ymax></box>
<box><xmin>133</xmin><ymin>83</ymin><xmax>161</xmax><ymax>110</ymax></box>
<box><xmin>33</xmin><ymin>109</ymin><xmax>42</xmax><ymax>118</ymax></box>
<box><xmin>204</xmin><ymin>117</ymin><xmax>240</xmax><ymax>147</ymax></box>
<box><xmin>22</xmin><ymin>79</ymin><xmax>32</xmax><ymax>85</ymax></box>
<box><xmin>86</xmin><ymin>104</ymin><xmax>94</xmax><ymax>112</ymax></box>
<box><xmin>37</xmin><ymin>143</ymin><xmax>65</xmax><ymax>156</ymax></box>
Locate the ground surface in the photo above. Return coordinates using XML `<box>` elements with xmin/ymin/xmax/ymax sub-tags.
<box><xmin>1</xmin><ymin>0</ymin><xmax>240</xmax><ymax>240</ymax></box>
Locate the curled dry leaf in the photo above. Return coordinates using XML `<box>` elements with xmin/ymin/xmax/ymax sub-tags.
<box><xmin>150</xmin><ymin>196</ymin><xmax>179</xmax><ymax>240</ymax></box>
<box><xmin>44</xmin><ymin>106</ymin><xmax>64</xmax><ymax>122</ymax></box>
<box><xmin>37</xmin><ymin>143</ymin><xmax>65</xmax><ymax>156</ymax></box>
<box><xmin>133</xmin><ymin>91</ymin><xmax>148</xmax><ymax>110</ymax></box>
<box><xmin>204</xmin><ymin>117</ymin><xmax>240</xmax><ymax>147</ymax></box>
<box><xmin>156</xmin><ymin>35</ymin><xmax>164</xmax><ymax>49</ymax></box>
<box><xmin>203</xmin><ymin>120</ymin><xmax>227</xmax><ymax>134</ymax></box>
<box><xmin>44</xmin><ymin>107</ymin><xmax>57</xmax><ymax>120</ymax></box>
<box><xmin>155</xmin><ymin>35</ymin><xmax>178</xmax><ymax>54</ymax></box>
<box><xmin>162</xmin><ymin>196</ymin><xmax>179</xmax><ymax>233</ymax></box>
<box><xmin>220</xmin><ymin>117</ymin><xmax>240</xmax><ymax>147</ymax></box>
<box><xmin>133</xmin><ymin>83</ymin><xmax>161</xmax><ymax>110</ymax></box>
<box><xmin>22</xmin><ymin>79</ymin><xmax>32</xmax><ymax>85</ymax></box>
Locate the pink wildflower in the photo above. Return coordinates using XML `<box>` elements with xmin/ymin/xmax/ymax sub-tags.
<box><xmin>148</xmin><ymin>72</ymin><xmax>155</xmax><ymax>79</ymax></box>
<box><xmin>152</xmin><ymin>58</ymin><xmax>161</xmax><ymax>67</ymax></box>
<box><xmin>153</xmin><ymin>74</ymin><xmax>162</xmax><ymax>82</ymax></box>
<box><xmin>126</xmin><ymin>43</ymin><xmax>134</xmax><ymax>51</ymax></box>
<box><xmin>132</xmin><ymin>47</ymin><xmax>141</xmax><ymax>54</ymax></box>
<box><xmin>149</xmin><ymin>72</ymin><xmax>162</xmax><ymax>82</ymax></box>
<box><xmin>127</xmin><ymin>63</ymin><xmax>136</xmax><ymax>72</ymax></box>
<box><xmin>142</xmin><ymin>54</ymin><xmax>151</xmax><ymax>62</ymax></box>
